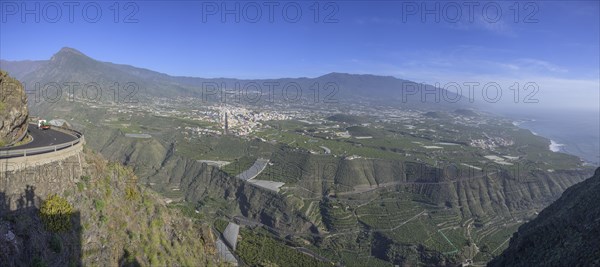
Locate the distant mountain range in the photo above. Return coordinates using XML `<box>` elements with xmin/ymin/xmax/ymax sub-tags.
<box><xmin>1</xmin><ymin>47</ymin><xmax>465</xmax><ymax>109</ymax></box>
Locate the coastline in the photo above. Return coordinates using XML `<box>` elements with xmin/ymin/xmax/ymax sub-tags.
<box><xmin>549</xmin><ymin>140</ymin><xmax>565</xmax><ymax>153</ymax></box>
<box><xmin>513</xmin><ymin>119</ymin><xmax>599</xmax><ymax>166</ymax></box>
<box><xmin>515</xmin><ymin>120</ymin><xmax>565</xmax><ymax>152</ymax></box>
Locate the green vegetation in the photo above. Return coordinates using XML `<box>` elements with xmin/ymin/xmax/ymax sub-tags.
<box><xmin>76</xmin><ymin>182</ymin><xmax>85</xmax><ymax>192</ymax></box>
<box><xmin>49</xmin><ymin>234</ymin><xmax>62</xmax><ymax>253</ymax></box>
<box><xmin>320</xmin><ymin>198</ymin><xmax>358</xmax><ymax>232</ymax></box>
<box><xmin>2</xmin><ymin>148</ymin><xmax>221</xmax><ymax>266</ymax></box>
<box><xmin>32</xmin><ymin>256</ymin><xmax>47</xmax><ymax>267</ymax></box>
<box><xmin>490</xmin><ymin>169</ymin><xmax>600</xmax><ymax>266</ymax></box>
<box><xmin>221</xmin><ymin>155</ymin><xmax>257</xmax><ymax>177</ymax></box>
<box><xmin>125</xmin><ymin>186</ymin><xmax>140</xmax><ymax>201</ymax></box>
<box><xmin>80</xmin><ymin>175</ymin><xmax>91</xmax><ymax>183</ymax></box>
<box><xmin>327</xmin><ymin>114</ymin><xmax>367</xmax><ymax>124</ymax></box>
<box><xmin>346</xmin><ymin>126</ymin><xmax>382</xmax><ymax>138</ymax></box>
<box><xmin>214</xmin><ymin>219</ymin><xmax>228</xmax><ymax>234</ymax></box>
<box><xmin>78</xmin><ymin>151</ymin><xmax>218</xmax><ymax>265</ymax></box>
<box><xmin>12</xmin><ymin>134</ymin><xmax>32</xmax><ymax>147</ymax></box>
<box><xmin>93</xmin><ymin>199</ymin><xmax>105</xmax><ymax>212</ymax></box>
<box><xmin>23</xmin><ymin>62</ymin><xmax>590</xmax><ymax>266</ymax></box>
<box><xmin>40</xmin><ymin>194</ymin><xmax>74</xmax><ymax>232</ymax></box>
<box><xmin>237</xmin><ymin>229</ymin><xmax>332</xmax><ymax>267</ymax></box>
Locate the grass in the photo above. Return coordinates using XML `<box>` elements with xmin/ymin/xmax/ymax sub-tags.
<box><xmin>94</xmin><ymin>199</ymin><xmax>105</xmax><ymax>212</ymax></box>
<box><xmin>473</xmin><ymin>223</ymin><xmax>522</xmax><ymax>261</ymax></box>
<box><xmin>12</xmin><ymin>133</ymin><xmax>32</xmax><ymax>146</ymax></box>
<box><xmin>77</xmin><ymin>182</ymin><xmax>85</xmax><ymax>192</ymax></box>
<box><xmin>214</xmin><ymin>219</ymin><xmax>228</xmax><ymax>234</ymax></box>
<box><xmin>236</xmin><ymin>228</ymin><xmax>333</xmax><ymax>267</ymax></box>
<box><xmin>80</xmin><ymin>151</ymin><xmax>217</xmax><ymax>266</ymax></box>
<box><xmin>220</xmin><ymin>155</ymin><xmax>257</xmax><ymax>177</ymax></box>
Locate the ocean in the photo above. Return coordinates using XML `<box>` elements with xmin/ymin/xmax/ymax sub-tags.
<box><xmin>491</xmin><ymin>108</ymin><xmax>600</xmax><ymax>166</ymax></box>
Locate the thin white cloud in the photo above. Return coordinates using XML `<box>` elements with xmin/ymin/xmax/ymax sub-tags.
<box><xmin>338</xmin><ymin>53</ymin><xmax>598</xmax><ymax>111</ymax></box>
<box><xmin>442</xmin><ymin>12</ymin><xmax>517</xmax><ymax>37</ymax></box>
<box><xmin>514</xmin><ymin>58</ymin><xmax>568</xmax><ymax>73</ymax></box>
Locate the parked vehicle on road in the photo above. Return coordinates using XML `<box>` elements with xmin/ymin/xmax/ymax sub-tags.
<box><xmin>38</xmin><ymin>120</ymin><xmax>51</xmax><ymax>130</ymax></box>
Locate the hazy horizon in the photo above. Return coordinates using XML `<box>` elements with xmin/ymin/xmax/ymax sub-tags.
<box><xmin>3</xmin><ymin>1</ymin><xmax>598</xmax><ymax>111</ymax></box>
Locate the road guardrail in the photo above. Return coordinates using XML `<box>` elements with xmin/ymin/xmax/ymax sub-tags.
<box><xmin>0</xmin><ymin>125</ymin><xmax>84</xmax><ymax>159</ymax></box>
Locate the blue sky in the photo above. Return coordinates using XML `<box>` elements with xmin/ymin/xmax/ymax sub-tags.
<box><xmin>1</xmin><ymin>1</ymin><xmax>599</xmax><ymax>110</ymax></box>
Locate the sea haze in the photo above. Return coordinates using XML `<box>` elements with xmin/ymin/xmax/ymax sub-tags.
<box><xmin>496</xmin><ymin>108</ymin><xmax>600</xmax><ymax>166</ymax></box>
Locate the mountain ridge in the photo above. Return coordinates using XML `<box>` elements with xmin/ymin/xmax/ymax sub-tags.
<box><xmin>3</xmin><ymin>47</ymin><xmax>403</xmax><ymax>81</ymax></box>
<box><xmin>2</xmin><ymin>47</ymin><xmax>465</xmax><ymax>109</ymax></box>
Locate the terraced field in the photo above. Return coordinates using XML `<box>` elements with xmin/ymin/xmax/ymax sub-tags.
<box><xmin>50</xmin><ymin>101</ymin><xmax>592</xmax><ymax>266</ymax></box>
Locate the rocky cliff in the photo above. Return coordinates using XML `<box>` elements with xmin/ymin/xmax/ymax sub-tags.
<box><xmin>0</xmin><ymin>68</ymin><xmax>218</xmax><ymax>266</ymax></box>
<box><xmin>0</xmin><ymin>70</ymin><xmax>29</xmax><ymax>146</ymax></box>
<box><xmin>0</xmin><ymin>148</ymin><xmax>220</xmax><ymax>266</ymax></box>
<box><xmin>488</xmin><ymin>167</ymin><xmax>600</xmax><ymax>266</ymax></box>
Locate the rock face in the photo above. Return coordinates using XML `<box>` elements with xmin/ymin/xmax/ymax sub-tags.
<box><xmin>488</xmin><ymin>167</ymin><xmax>600</xmax><ymax>267</ymax></box>
<box><xmin>0</xmin><ymin>70</ymin><xmax>28</xmax><ymax>146</ymax></box>
<box><xmin>0</xmin><ymin>150</ymin><xmax>218</xmax><ymax>266</ymax></box>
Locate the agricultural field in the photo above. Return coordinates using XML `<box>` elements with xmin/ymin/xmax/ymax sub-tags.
<box><xmin>236</xmin><ymin>228</ymin><xmax>333</xmax><ymax>267</ymax></box>
<box><xmin>40</xmin><ymin>98</ymin><xmax>591</xmax><ymax>266</ymax></box>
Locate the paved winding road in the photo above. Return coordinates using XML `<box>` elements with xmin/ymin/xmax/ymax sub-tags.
<box><xmin>1</xmin><ymin>124</ymin><xmax>78</xmax><ymax>151</ymax></box>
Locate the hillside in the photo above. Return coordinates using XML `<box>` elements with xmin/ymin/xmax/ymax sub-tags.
<box><xmin>12</xmin><ymin>90</ymin><xmax>593</xmax><ymax>265</ymax></box>
<box><xmin>0</xmin><ymin>70</ymin><xmax>28</xmax><ymax>146</ymax></box>
<box><xmin>2</xmin><ymin>47</ymin><xmax>464</xmax><ymax>110</ymax></box>
<box><xmin>2</xmin><ymin>47</ymin><xmax>595</xmax><ymax>266</ymax></box>
<box><xmin>489</xmin><ymin>168</ymin><xmax>600</xmax><ymax>266</ymax></box>
<box><xmin>64</xmin><ymin>125</ymin><xmax>593</xmax><ymax>265</ymax></box>
<box><xmin>0</xmin><ymin>148</ymin><xmax>221</xmax><ymax>266</ymax></box>
<box><xmin>0</xmin><ymin>60</ymin><xmax>46</xmax><ymax>80</ymax></box>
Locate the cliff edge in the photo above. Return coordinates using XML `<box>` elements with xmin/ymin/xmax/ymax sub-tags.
<box><xmin>0</xmin><ymin>70</ymin><xmax>29</xmax><ymax>146</ymax></box>
<box><xmin>489</xmin><ymin>167</ymin><xmax>600</xmax><ymax>266</ymax></box>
